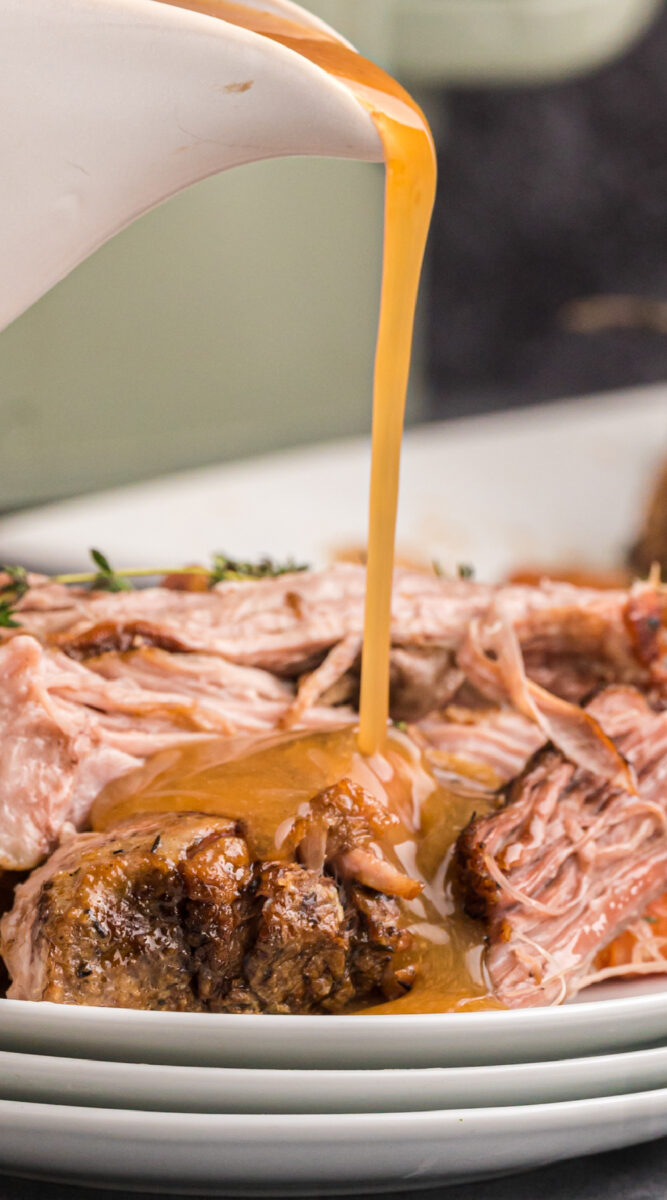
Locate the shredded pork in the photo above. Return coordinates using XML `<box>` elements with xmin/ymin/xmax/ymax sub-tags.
<box><xmin>456</xmin><ymin>687</ymin><xmax>667</xmax><ymax>1007</ymax></box>
<box><xmin>0</xmin><ymin>566</ymin><xmax>664</xmax><ymax>874</ymax></box>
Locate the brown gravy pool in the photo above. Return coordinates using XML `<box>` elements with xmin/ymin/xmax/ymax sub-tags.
<box><xmin>92</xmin><ymin>726</ymin><xmax>500</xmax><ymax>1012</ymax></box>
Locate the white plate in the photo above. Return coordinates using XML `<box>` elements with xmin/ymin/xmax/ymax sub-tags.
<box><xmin>1</xmin><ymin>1089</ymin><xmax>667</xmax><ymax>1193</ymax></box>
<box><xmin>3</xmin><ymin>979</ymin><xmax>667</xmax><ymax>1069</ymax></box>
<box><xmin>0</xmin><ymin>384</ymin><xmax>663</xmax><ymax>580</ymax></box>
<box><xmin>1</xmin><ymin>388</ymin><xmax>666</xmax><ymax>1072</ymax></box>
<box><xmin>3</xmin><ymin>1040</ymin><xmax>667</xmax><ymax>1113</ymax></box>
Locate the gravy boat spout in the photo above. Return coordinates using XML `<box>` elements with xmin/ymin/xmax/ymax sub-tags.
<box><xmin>0</xmin><ymin>0</ymin><xmax>382</xmax><ymax>331</ymax></box>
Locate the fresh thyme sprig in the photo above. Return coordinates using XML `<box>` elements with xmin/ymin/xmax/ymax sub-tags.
<box><xmin>0</xmin><ymin>565</ymin><xmax>29</xmax><ymax>627</ymax></box>
<box><xmin>210</xmin><ymin>554</ymin><xmax>308</xmax><ymax>583</ymax></box>
<box><xmin>55</xmin><ymin>550</ymin><xmax>307</xmax><ymax>590</ymax></box>
<box><xmin>54</xmin><ymin>565</ymin><xmax>209</xmax><ymax>586</ymax></box>
<box><xmin>0</xmin><ymin>603</ymin><xmax>21</xmax><ymax>629</ymax></box>
<box><xmin>89</xmin><ymin>548</ymin><xmax>133</xmax><ymax>593</ymax></box>
<box><xmin>0</xmin><ymin>550</ymin><xmax>309</xmax><ymax>629</ymax></box>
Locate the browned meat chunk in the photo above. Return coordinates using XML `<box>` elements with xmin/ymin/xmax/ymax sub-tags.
<box><xmin>292</xmin><ymin>778</ymin><xmax>423</xmax><ymax>900</ymax></box>
<box><xmin>226</xmin><ymin>863</ymin><xmax>351</xmax><ymax>1013</ymax></box>
<box><xmin>217</xmin><ymin>866</ymin><xmax>410</xmax><ymax>1014</ymax></box>
<box><xmin>1</xmin><ymin>810</ymin><xmax>414</xmax><ymax>1013</ymax></box>
<box><xmin>178</xmin><ymin>824</ymin><xmax>257</xmax><ymax>1007</ymax></box>
<box><xmin>455</xmin><ymin>687</ymin><xmax>667</xmax><ymax>1007</ymax></box>
<box><xmin>346</xmin><ymin>884</ymin><xmax>414</xmax><ymax>1000</ymax></box>
<box><xmin>2</xmin><ymin>814</ymin><xmax>252</xmax><ymax>1010</ymax></box>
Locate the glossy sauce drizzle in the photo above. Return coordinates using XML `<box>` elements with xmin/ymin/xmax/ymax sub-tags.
<box><xmin>158</xmin><ymin>0</ymin><xmax>437</xmax><ymax>751</ymax></box>
<box><xmin>92</xmin><ymin>1</ymin><xmax>487</xmax><ymax>1011</ymax></box>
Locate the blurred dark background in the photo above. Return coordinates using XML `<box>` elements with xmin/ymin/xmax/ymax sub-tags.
<box><xmin>427</xmin><ymin>4</ymin><xmax>667</xmax><ymax>419</ymax></box>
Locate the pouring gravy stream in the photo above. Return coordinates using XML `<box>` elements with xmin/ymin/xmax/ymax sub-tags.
<box><xmin>157</xmin><ymin>0</ymin><xmax>436</xmax><ymax>752</ymax></box>
<box><xmin>94</xmin><ymin>1</ymin><xmax>497</xmax><ymax>1011</ymax></box>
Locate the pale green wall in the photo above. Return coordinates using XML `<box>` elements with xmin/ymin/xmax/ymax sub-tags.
<box><xmin>0</xmin><ymin>157</ymin><xmax>389</xmax><ymax>508</ymax></box>
<box><xmin>0</xmin><ymin>0</ymin><xmax>658</xmax><ymax>509</ymax></box>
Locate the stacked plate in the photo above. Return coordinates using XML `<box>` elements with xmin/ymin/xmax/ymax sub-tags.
<box><xmin>2</xmin><ymin>979</ymin><xmax>667</xmax><ymax>1192</ymax></box>
<box><xmin>0</xmin><ymin>391</ymin><xmax>666</xmax><ymax>1192</ymax></box>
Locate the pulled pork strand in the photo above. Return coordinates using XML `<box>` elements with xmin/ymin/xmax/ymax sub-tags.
<box><xmin>456</xmin><ymin>686</ymin><xmax>667</xmax><ymax>1007</ymax></box>
<box><xmin>1</xmin><ymin>568</ymin><xmax>665</xmax><ymax>873</ymax></box>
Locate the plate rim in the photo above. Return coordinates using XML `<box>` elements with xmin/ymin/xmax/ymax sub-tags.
<box><xmin>2</xmin><ymin>1083</ymin><xmax>667</xmax><ymax>1128</ymax></box>
<box><xmin>3</xmin><ymin>984</ymin><xmax>667</xmax><ymax>1028</ymax></box>
<box><xmin>1</xmin><ymin>1037</ymin><xmax>666</xmax><ymax>1078</ymax></box>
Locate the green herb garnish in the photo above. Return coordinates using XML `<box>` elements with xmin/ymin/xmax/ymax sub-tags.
<box><xmin>0</xmin><ymin>564</ymin><xmax>29</xmax><ymax>627</ymax></box>
<box><xmin>89</xmin><ymin>548</ymin><xmax>133</xmax><ymax>593</ymax></box>
<box><xmin>0</xmin><ymin>550</ymin><xmax>310</xmax><ymax>629</ymax></box>
<box><xmin>209</xmin><ymin>554</ymin><xmax>308</xmax><ymax>584</ymax></box>
<box><xmin>0</xmin><ymin>602</ymin><xmax>21</xmax><ymax>628</ymax></box>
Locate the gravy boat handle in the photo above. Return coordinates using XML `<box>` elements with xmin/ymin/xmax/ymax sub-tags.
<box><xmin>0</xmin><ymin>0</ymin><xmax>382</xmax><ymax>331</ymax></box>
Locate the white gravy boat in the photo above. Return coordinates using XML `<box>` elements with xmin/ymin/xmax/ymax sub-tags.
<box><xmin>0</xmin><ymin>0</ymin><xmax>382</xmax><ymax>332</ymax></box>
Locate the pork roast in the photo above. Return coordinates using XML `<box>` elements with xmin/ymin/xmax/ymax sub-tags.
<box><xmin>1</xmin><ymin>802</ymin><xmax>414</xmax><ymax>1013</ymax></box>
<box><xmin>2</xmin><ymin>567</ymin><xmax>664</xmax><ymax>872</ymax></box>
<box><xmin>2</xmin><ymin>564</ymin><xmax>667</xmax><ymax>1013</ymax></box>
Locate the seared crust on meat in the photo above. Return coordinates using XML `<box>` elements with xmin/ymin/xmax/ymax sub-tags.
<box><xmin>1</xmin><ymin>810</ymin><xmax>415</xmax><ymax>1013</ymax></box>
<box><xmin>346</xmin><ymin>885</ymin><xmax>414</xmax><ymax>1000</ymax></box>
<box><xmin>455</xmin><ymin>810</ymin><xmax>506</xmax><ymax>922</ymax></box>
<box><xmin>180</xmin><ymin>827</ymin><xmax>257</xmax><ymax>1006</ymax></box>
<box><xmin>22</xmin><ymin>814</ymin><xmax>251</xmax><ymax>1010</ymax></box>
<box><xmin>228</xmin><ymin>863</ymin><xmax>351</xmax><ymax>1014</ymax></box>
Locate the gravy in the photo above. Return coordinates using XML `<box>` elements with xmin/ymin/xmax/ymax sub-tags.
<box><xmin>93</xmin><ymin>0</ymin><xmax>484</xmax><ymax>1012</ymax></box>
<box><xmin>92</xmin><ymin>726</ymin><xmax>499</xmax><ymax>1011</ymax></box>
<box><xmin>156</xmin><ymin>0</ymin><xmax>437</xmax><ymax>751</ymax></box>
